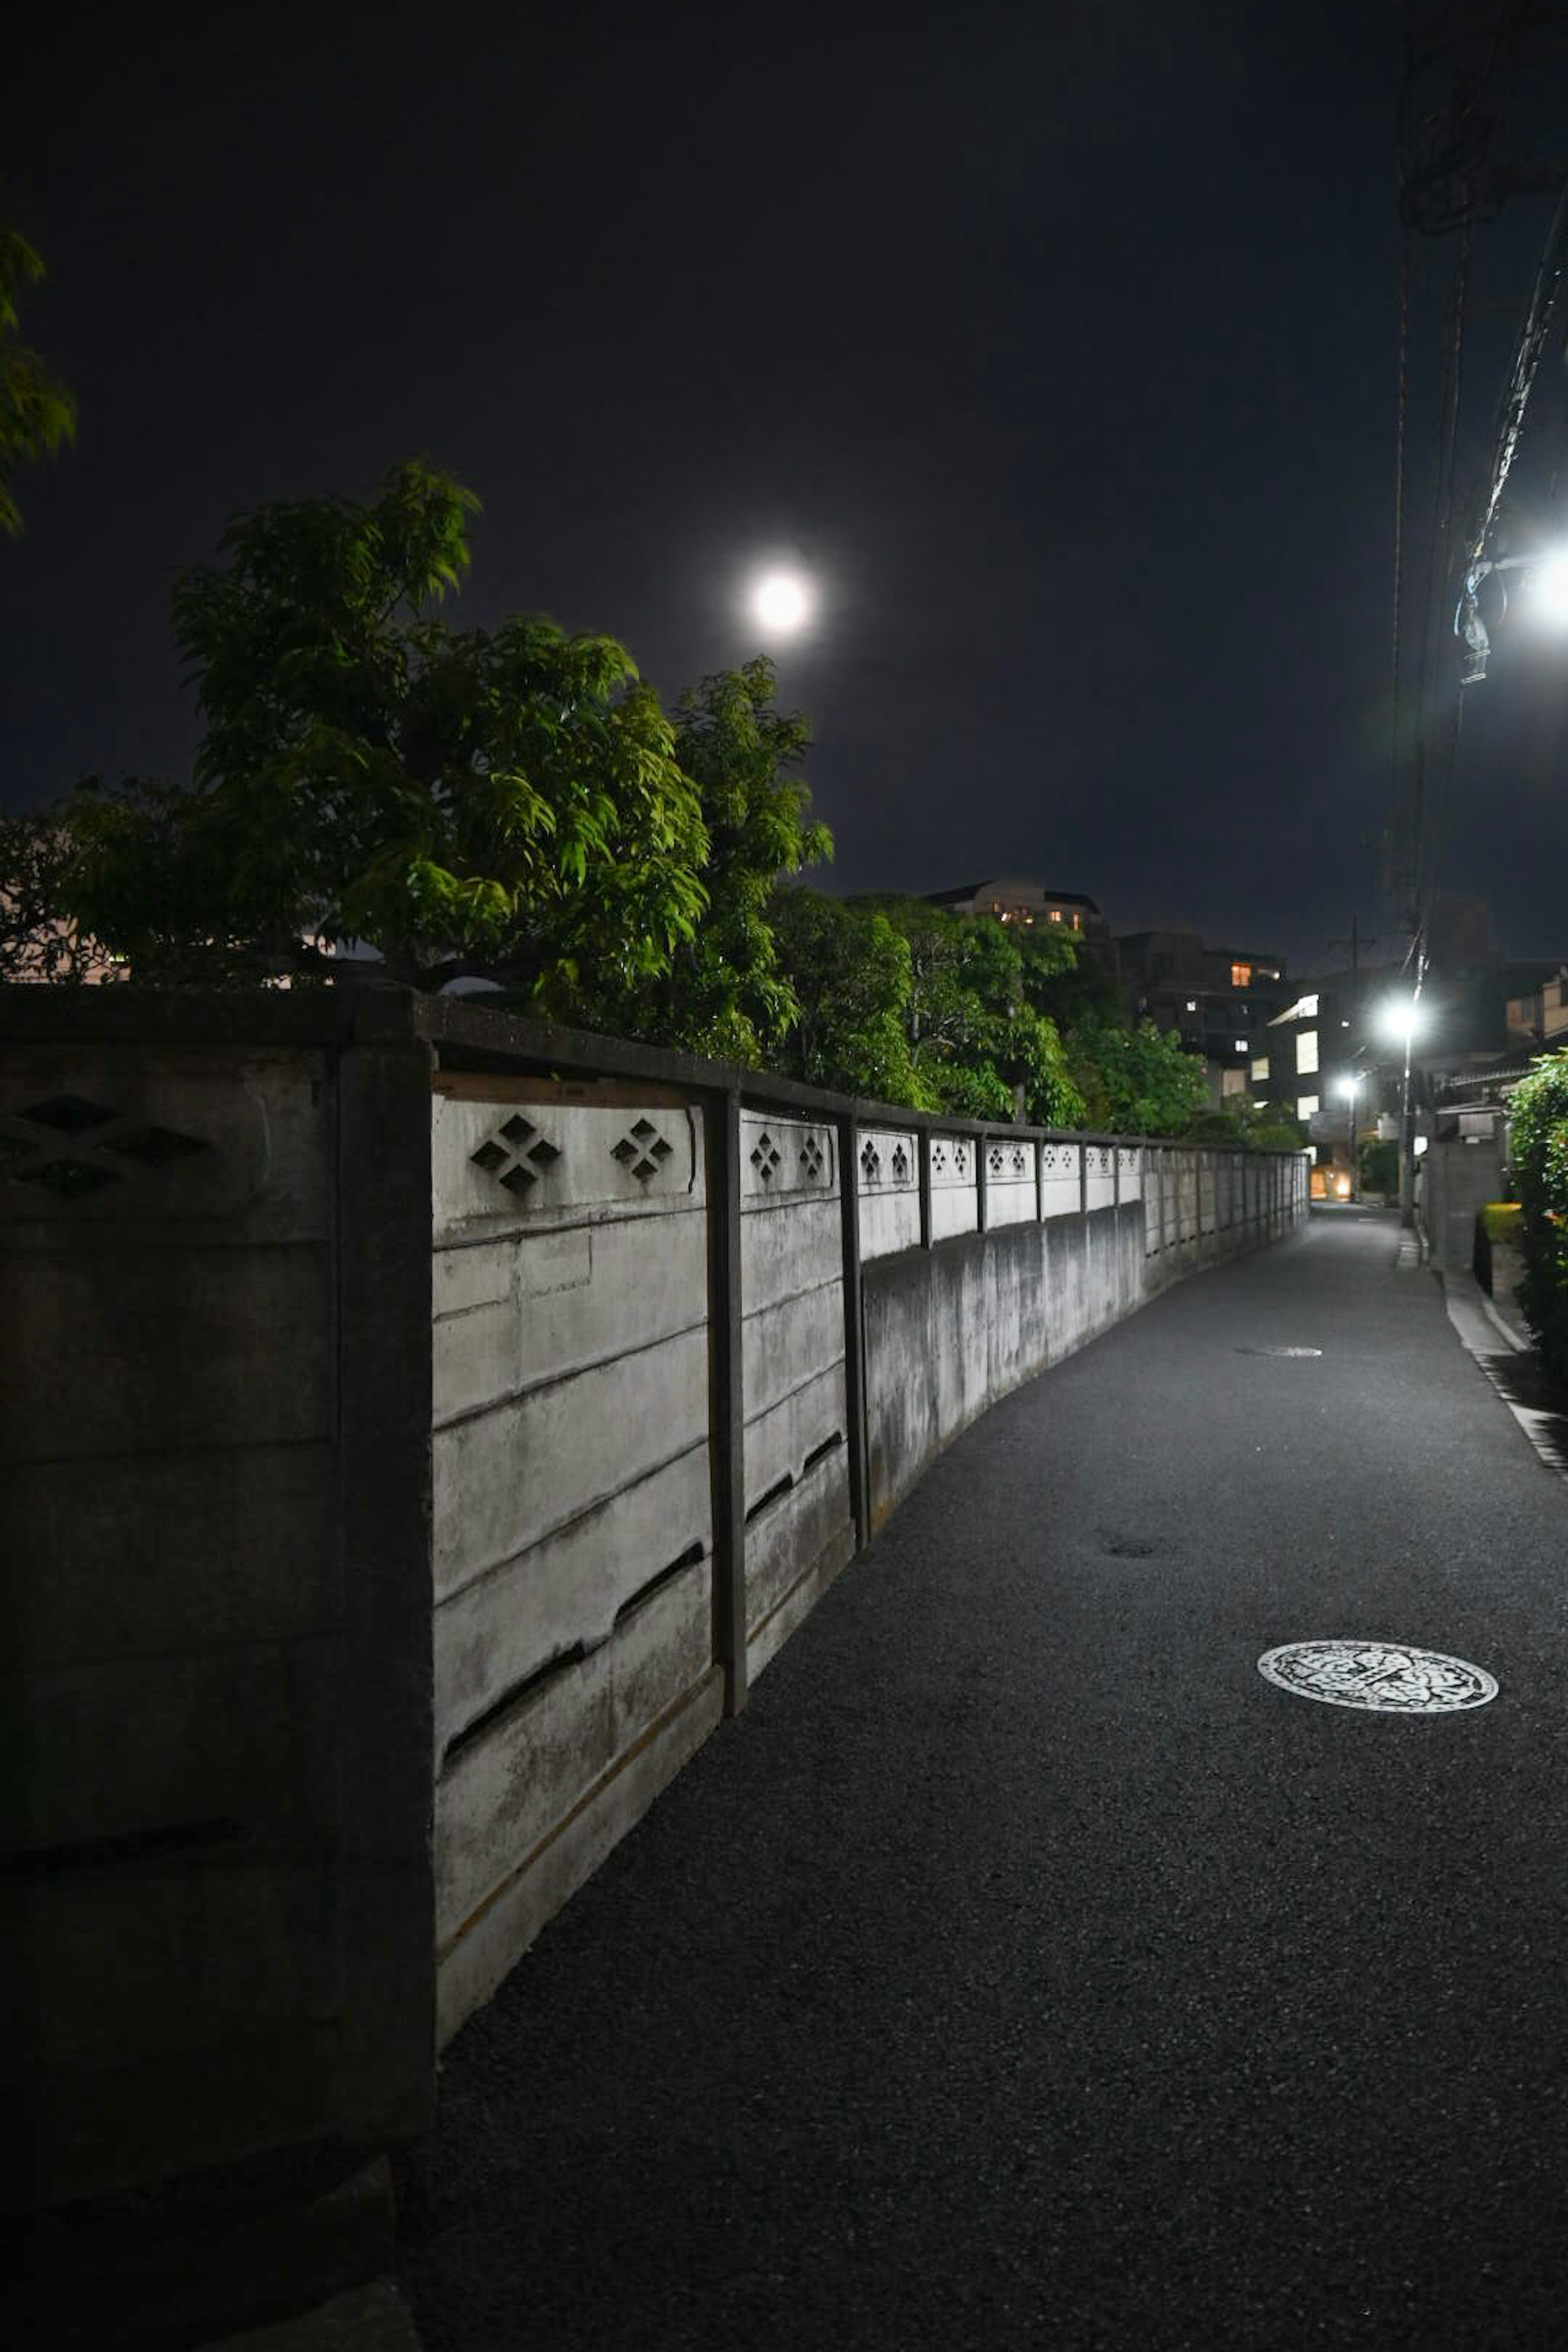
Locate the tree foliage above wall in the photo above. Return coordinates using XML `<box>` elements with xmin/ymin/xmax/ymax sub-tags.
<box><xmin>4</xmin><ymin>454</ymin><xmax>1297</xmax><ymax>1153</ymax></box>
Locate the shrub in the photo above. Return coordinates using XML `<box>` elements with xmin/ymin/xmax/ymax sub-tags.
<box><xmin>1508</xmin><ymin>1051</ymin><xmax>1568</xmax><ymax>1381</ymax></box>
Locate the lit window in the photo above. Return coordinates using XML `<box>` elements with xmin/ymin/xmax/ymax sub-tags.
<box><xmin>1023</xmin><ymin>914</ymin><xmax>1034</xmax><ymax>926</ymax></box>
<box><xmin>1071</xmin><ymin>912</ymin><xmax>1081</xmax><ymax>929</ymax></box>
<box><xmin>1251</xmin><ymin>1056</ymin><xmax>1269</xmax><ymax>1080</ymax></box>
<box><xmin>992</xmin><ymin>900</ymin><xmax>1000</xmax><ymax>911</ymax></box>
<box><xmin>1234</xmin><ymin>1038</ymin><xmax>1248</xmax><ymax>1052</ymax></box>
<box><xmin>1048</xmin><ymin>909</ymin><xmax>1062</xmax><ymax>924</ymax></box>
<box><xmin>1297</xmin><ymin>1095</ymin><xmax>1319</xmax><ymax>1119</ymax></box>
<box><xmin>1296</xmin><ymin>1029</ymin><xmax>1319</xmax><ymax>1074</ymax></box>
<box><xmin>1231</xmin><ymin>962</ymin><xmax>1252</xmax><ymax>988</ymax></box>
<box><xmin>1185</xmin><ymin>999</ymin><xmax>1197</xmax><ymax>1012</ymax></box>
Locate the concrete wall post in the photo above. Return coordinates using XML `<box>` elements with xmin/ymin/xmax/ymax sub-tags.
<box><xmin>705</xmin><ymin>1089</ymin><xmax>748</xmax><ymax>1718</ymax></box>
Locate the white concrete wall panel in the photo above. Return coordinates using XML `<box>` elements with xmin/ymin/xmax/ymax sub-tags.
<box><xmin>435</xmin><ymin>1554</ymin><xmax>710</xmax><ymax>1947</ymax></box>
<box><xmin>1042</xmin><ymin>1140</ymin><xmax>1082</xmax><ymax>1219</ymax></box>
<box><xmin>857</xmin><ymin>1125</ymin><xmax>921</xmax><ymax>1260</ymax></box>
<box><xmin>432</xmin><ymin>1209</ymin><xmax>707</xmax><ymax>1425</ymax></box>
<box><xmin>739</xmin><ymin>1110</ymin><xmax>837</xmax><ymax>1206</ymax></box>
<box><xmin>929</xmin><ymin>1133</ymin><xmax>980</xmax><ymax>1242</ymax></box>
<box><xmin>984</xmin><ymin>1137</ymin><xmax>1037</xmax><ymax>1228</ymax></box>
<box><xmin>434</xmin><ymin>1446</ymin><xmax>713</xmax><ymax>1753</ymax></box>
<box><xmin>1117</xmin><ymin>1147</ymin><xmax>1142</xmax><ymax>1205</ymax></box>
<box><xmin>1085</xmin><ymin>1144</ymin><xmax>1115</xmax><ymax>1213</ymax></box>
<box><xmin>745</xmin><ymin>1360</ymin><xmax>849</xmax><ymax>1510</ymax></box>
<box><xmin>433</xmin><ymin>1321</ymin><xmax>709</xmax><ymax>1601</ymax></box>
<box><xmin>745</xmin><ymin>1446</ymin><xmax>853</xmax><ymax>1638</ymax></box>
<box><xmin>432</xmin><ymin>1096</ymin><xmax>700</xmax><ymax>1242</ymax></box>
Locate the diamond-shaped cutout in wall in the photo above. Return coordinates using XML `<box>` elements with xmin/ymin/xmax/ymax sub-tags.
<box><xmin>891</xmin><ymin>1144</ymin><xmax>910</xmax><ymax>1183</ymax></box>
<box><xmin>110</xmin><ymin>1125</ymin><xmax>208</xmax><ymax>1167</ymax></box>
<box><xmin>472</xmin><ymin>1140</ymin><xmax>509</xmax><ymax>1174</ymax></box>
<box><xmin>800</xmin><ymin>1134</ymin><xmax>824</xmax><ymax>1181</ymax></box>
<box><xmin>23</xmin><ymin>1158</ymin><xmax>122</xmax><ymax>1198</ymax></box>
<box><xmin>751</xmin><ymin>1131</ymin><xmax>781</xmax><ymax>1184</ymax></box>
<box><xmin>499</xmin><ymin>1163</ymin><xmax>537</xmax><ymax>1194</ymax></box>
<box><xmin>19</xmin><ymin>1095</ymin><xmax>117</xmax><ymax>1134</ymax></box>
<box><xmin>989</xmin><ymin>1147</ymin><xmax>1004</xmax><ymax>1174</ymax></box>
<box><xmin>614</xmin><ymin>1118</ymin><xmax>675</xmax><ymax>1184</ymax></box>
<box><xmin>528</xmin><ymin>1137</ymin><xmax>561</xmax><ymax>1168</ymax></box>
<box><xmin>860</xmin><ymin>1141</ymin><xmax>882</xmax><ymax>1184</ymax></box>
<box><xmin>500</xmin><ymin>1115</ymin><xmax>535</xmax><ymax>1147</ymax></box>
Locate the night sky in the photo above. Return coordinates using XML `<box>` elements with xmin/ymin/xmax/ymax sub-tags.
<box><xmin>5</xmin><ymin>2</ymin><xmax>1568</xmax><ymax>979</ymax></box>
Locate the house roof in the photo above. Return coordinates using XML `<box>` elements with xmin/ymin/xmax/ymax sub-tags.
<box><xmin>926</xmin><ymin>880</ymin><xmax>1103</xmax><ymax>913</ymax></box>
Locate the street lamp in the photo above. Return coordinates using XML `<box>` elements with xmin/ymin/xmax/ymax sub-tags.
<box><xmin>1457</xmin><ymin>542</ymin><xmax>1568</xmax><ymax>682</ymax></box>
<box><xmin>1376</xmin><ymin>994</ymin><xmax>1428</xmax><ymax>1227</ymax></box>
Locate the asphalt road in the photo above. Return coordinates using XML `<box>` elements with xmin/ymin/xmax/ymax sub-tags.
<box><xmin>393</xmin><ymin>1210</ymin><xmax>1568</xmax><ymax>2351</ymax></box>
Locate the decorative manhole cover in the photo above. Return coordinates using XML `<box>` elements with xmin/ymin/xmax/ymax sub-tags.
<box><xmin>1236</xmin><ymin>1345</ymin><xmax>1323</xmax><ymax>1358</ymax></box>
<box><xmin>1258</xmin><ymin>1640</ymin><xmax>1498</xmax><ymax>1713</ymax></box>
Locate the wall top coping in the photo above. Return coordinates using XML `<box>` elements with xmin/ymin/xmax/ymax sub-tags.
<box><xmin>0</xmin><ymin>984</ymin><xmax>1309</xmax><ymax>1161</ymax></box>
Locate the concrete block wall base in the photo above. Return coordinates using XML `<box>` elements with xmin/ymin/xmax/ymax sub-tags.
<box><xmin>200</xmin><ymin>2278</ymin><xmax>424</xmax><ymax>2350</ymax></box>
<box><xmin>747</xmin><ymin>1519</ymin><xmax>859</xmax><ymax>1685</ymax></box>
<box><xmin>434</xmin><ymin>1664</ymin><xmax>726</xmax><ymax>2047</ymax></box>
<box><xmin>22</xmin><ymin>2154</ymin><xmax>396</xmax><ymax>2350</ymax></box>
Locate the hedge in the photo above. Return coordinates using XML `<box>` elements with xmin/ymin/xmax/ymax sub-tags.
<box><xmin>1508</xmin><ymin>1048</ymin><xmax>1568</xmax><ymax>1383</ymax></box>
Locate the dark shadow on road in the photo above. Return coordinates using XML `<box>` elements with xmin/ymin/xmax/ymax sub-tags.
<box><xmin>1475</xmin><ymin>1348</ymin><xmax>1568</xmax><ymax>1477</ymax></box>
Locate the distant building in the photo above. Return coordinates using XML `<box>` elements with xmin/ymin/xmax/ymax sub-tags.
<box><xmin>1115</xmin><ymin>929</ymin><xmax>1290</xmax><ymax>1103</ymax></box>
<box><xmin>1506</xmin><ymin>964</ymin><xmax>1568</xmax><ymax>1049</ymax></box>
<box><xmin>925</xmin><ymin>879</ymin><xmax>1118</xmax><ymax>971</ymax></box>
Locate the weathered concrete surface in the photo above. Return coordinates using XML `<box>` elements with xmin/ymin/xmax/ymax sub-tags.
<box><xmin>4</xmin><ymin>1034</ymin><xmax>435</xmax><ymax>2205</ymax></box>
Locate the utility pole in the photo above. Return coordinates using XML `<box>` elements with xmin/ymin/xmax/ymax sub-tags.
<box><xmin>1328</xmin><ymin>915</ymin><xmax>1377</xmax><ymax>1203</ymax></box>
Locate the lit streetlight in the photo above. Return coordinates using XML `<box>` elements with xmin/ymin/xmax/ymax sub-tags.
<box><xmin>1376</xmin><ymin>993</ymin><xmax>1428</xmax><ymax>1227</ymax></box>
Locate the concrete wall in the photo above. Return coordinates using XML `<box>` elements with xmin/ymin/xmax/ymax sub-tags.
<box><xmin>864</xmin><ymin>1141</ymin><xmax>1296</xmax><ymax>1529</ymax></box>
<box><xmin>3</xmin><ymin>994</ymin><xmax>435</xmax><ymax>2206</ymax></box>
<box><xmin>4</xmin><ymin>985</ymin><xmax>1307</xmax><ymax>2203</ymax></box>
<box><xmin>1422</xmin><ymin>1125</ymin><xmax>1507</xmax><ymax>1273</ymax></box>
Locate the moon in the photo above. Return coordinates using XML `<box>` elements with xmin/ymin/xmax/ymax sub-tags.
<box><xmin>748</xmin><ymin>568</ymin><xmax>814</xmax><ymax>636</ymax></box>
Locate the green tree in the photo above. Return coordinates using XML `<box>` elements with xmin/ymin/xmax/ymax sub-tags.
<box><xmin>1357</xmin><ymin>1134</ymin><xmax>1399</xmax><ymax>1195</ymax></box>
<box><xmin>1063</xmin><ymin>1013</ymin><xmax>1207</xmax><ymax>1135</ymax></box>
<box><xmin>61</xmin><ymin>463</ymin><xmax>711</xmax><ymax>994</ymax></box>
<box><xmin>1</xmin><ymin>229</ymin><xmax>75</xmax><ymax>537</ymax></box>
<box><xmin>1183</xmin><ymin>1097</ymin><xmax>1307</xmax><ymax>1151</ymax></box>
<box><xmin>768</xmin><ymin>887</ymin><xmax>920</xmax><ymax>1100</ymax></box>
<box><xmin>566</xmin><ymin>659</ymin><xmax>831</xmax><ymax>1061</ymax></box>
<box><xmin>850</xmin><ymin>896</ymin><xmax>1084</xmax><ymax>1125</ymax></box>
<box><xmin>1508</xmin><ymin>1047</ymin><xmax>1568</xmax><ymax>1383</ymax></box>
<box><xmin>1015</xmin><ymin>924</ymin><xmax>1123</xmax><ymax>1032</ymax></box>
<box><xmin>0</xmin><ymin>810</ymin><xmax>109</xmax><ymax>982</ymax></box>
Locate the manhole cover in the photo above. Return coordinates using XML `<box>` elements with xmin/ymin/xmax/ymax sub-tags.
<box><xmin>1236</xmin><ymin>1345</ymin><xmax>1323</xmax><ymax>1358</ymax></box>
<box><xmin>1258</xmin><ymin>1640</ymin><xmax>1498</xmax><ymax>1713</ymax></box>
